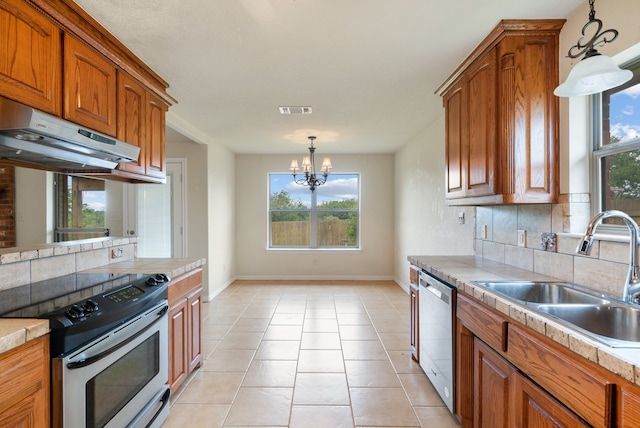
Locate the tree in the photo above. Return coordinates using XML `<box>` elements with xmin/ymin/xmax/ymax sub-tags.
<box><xmin>606</xmin><ymin>135</ymin><xmax>640</xmax><ymax>200</ymax></box>
<box><xmin>318</xmin><ymin>198</ymin><xmax>358</xmax><ymax>244</ymax></box>
<box><xmin>81</xmin><ymin>204</ymin><xmax>105</xmax><ymax>228</ymax></box>
<box><xmin>269</xmin><ymin>190</ymin><xmax>307</xmax><ymax>221</ymax></box>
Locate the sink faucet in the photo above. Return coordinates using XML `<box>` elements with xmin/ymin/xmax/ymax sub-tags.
<box><xmin>577</xmin><ymin>210</ymin><xmax>640</xmax><ymax>304</ymax></box>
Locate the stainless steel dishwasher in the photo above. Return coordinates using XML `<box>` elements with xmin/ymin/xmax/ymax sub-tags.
<box><xmin>418</xmin><ymin>270</ymin><xmax>456</xmax><ymax>413</ymax></box>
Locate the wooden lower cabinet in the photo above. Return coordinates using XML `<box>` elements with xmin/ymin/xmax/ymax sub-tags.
<box><xmin>514</xmin><ymin>371</ymin><xmax>589</xmax><ymax>428</ymax></box>
<box><xmin>474</xmin><ymin>338</ymin><xmax>511</xmax><ymax>427</ymax></box>
<box><xmin>474</xmin><ymin>338</ymin><xmax>587</xmax><ymax>428</ymax></box>
<box><xmin>169</xmin><ymin>297</ymin><xmax>189</xmax><ymax>391</ymax></box>
<box><xmin>168</xmin><ymin>268</ymin><xmax>203</xmax><ymax>392</ymax></box>
<box><xmin>0</xmin><ymin>335</ymin><xmax>50</xmax><ymax>428</ymax></box>
<box><xmin>456</xmin><ymin>292</ymin><xmax>628</xmax><ymax>427</ymax></box>
<box><xmin>409</xmin><ymin>266</ymin><xmax>419</xmax><ymax>362</ymax></box>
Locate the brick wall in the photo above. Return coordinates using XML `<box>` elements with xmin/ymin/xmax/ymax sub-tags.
<box><xmin>0</xmin><ymin>165</ymin><xmax>16</xmax><ymax>247</ymax></box>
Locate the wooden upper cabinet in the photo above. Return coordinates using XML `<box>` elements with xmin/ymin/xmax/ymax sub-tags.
<box><xmin>438</xmin><ymin>20</ymin><xmax>564</xmax><ymax>205</ymax></box>
<box><xmin>444</xmin><ymin>81</ymin><xmax>465</xmax><ymax>198</ymax></box>
<box><xmin>0</xmin><ymin>0</ymin><xmax>61</xmax><ymax>114</ymax></box>
<box><xmin>145</xmin><ymin>91</ymin><xmax>167</xmax><ymax>179</ymax></box>
<box><xmin>63</xmin><ymin>33</ymin><xmax>117</xmax><ymax>136</ymax></box>
<box><xmin>465</xmin><ymin>48</ymin><xmax>497</xmax><ymax>198</ymax></box>
<box><xmin>116</xmin><ymin>72</ymin><xmax>167</xmax><ymax>180</ymax></box>
<box><xmin>117</xmin><ymin>72</ymin><xmax>146</xmax><ymax>175</ymax></box>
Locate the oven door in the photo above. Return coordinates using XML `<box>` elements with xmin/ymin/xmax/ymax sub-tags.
<box><xmin>52</xmin><ymin>301</ymin><xmax>170</xmax><ymax>428</ymax></box>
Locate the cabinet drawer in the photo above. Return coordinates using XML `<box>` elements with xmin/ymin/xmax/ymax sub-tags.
<box><xmin>507</xmin><ymin>324</ymin><xmax>614</xmax><ymax>427</ymax></box>
<box><xmin>457</xmin><ymin>293</ymin><xmax>507</xmax><ymax>352</ymax></box>
<box><xmin>168</xmin><ymin>268</ymin><xmax>203</xmax><ymax>305</ymax></box>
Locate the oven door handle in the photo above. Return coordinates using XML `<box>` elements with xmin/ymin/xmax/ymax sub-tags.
<box><xmin>67</xmin><ymin>304</ymin><xmax>169</xmax><ymax>370</ymax></box>
<box><xmin>144</xmin><ymin>388</ymin><xmax>171</xmax><ymax>428</ymax></box>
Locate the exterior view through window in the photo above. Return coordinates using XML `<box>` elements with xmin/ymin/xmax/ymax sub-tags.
<box><xmin>269</xmin><ymin>173</ymin><xmax>359</xmax><ymax>248</ymax></box>
<box><xmin>594</xmin><ymin>60</ymin><xmax>640</xmax><ymax>226</ymax></box>
<box><xmin>54</xmin><ymin>174</ymin><xmax>107</xmax><ymax>242</ymax></box>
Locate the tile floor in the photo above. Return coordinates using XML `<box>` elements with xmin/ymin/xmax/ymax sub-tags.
<box><xmin>163</xmin><ymin>280</ymin><xmax>460</xmax><ymax>427</ymax></box>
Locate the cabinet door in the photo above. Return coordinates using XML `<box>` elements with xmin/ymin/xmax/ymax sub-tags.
<box><xmin>0</xmin><ymin>390</ymin><xmax>47</xmax><ymax>428</ymax></box>
<box><xmin>513</xmin><ymin>372</ymin><xmax>588</xmax><ymax>427</ymax></box>
<box><xmin>0</xmin><ymin>1</ymin><xmax>61</xmax><ymax>114</ymax></box>
<box><xmin>618</xmin><ymin>385</ymin><xmax>640</xmax><ymax>426</ymax></box>
<box><xmin>145</xmin><ymin>91</ymin><xmax>167</xmax><ymax>180</ymax></box>
<box><xmin>169</xmin><ymin>298</ymin><xmax>189</xmax><ymax>392</ymax></box>
<box><xmin>187</xmin><ymin>289</ymin><xmax>203</xmax><ymax>373</ymax></box>
<box><xmin>465</xmin><ymin>48</ymin><xmax>497</xmax><ymax>198</ymax></box>
<box><xmin>410</xmin><ymin>283</ymin><xmax>419</xmax><ymax>362</ymax></box>
<box><xmin>0</xmin><ymin>336</ymin><xmax>49</xmax><ymax>428</ymax></box>
<box><xmin>116</xmin><ymin>72</ymin><xmax>146</xmax><ymax>175</ymax></box>
<box><xmin>63</xmin><ymin>34</ymin><xmax>116</xmax><ymax>136</ymax></box>
<box><xmin>474</xmin><ymin>338</ymin><xmax>512</xmax><ymax>428</ymax></box>
<box><xmin>444</xmin><ymin>81</ymin><xmax>466</xmax><ymax>198</ymax></box>
<box><xmin>499</xmin><ymin>34</ymin><xmax>559</xmax><ymax>203</ymax></box>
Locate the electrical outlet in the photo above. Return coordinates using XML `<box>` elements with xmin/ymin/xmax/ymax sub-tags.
<box><xmin>111</xmin><ymin>248</ymin><xmax>123</xmax><ymax>259</ymax></box>
<box><xmin>517</xmin><ymin>230</ymin><xmax>526</xmax><ymax>247</ymax></box>
<box><xmin>481</xmin><ymin>225</ymin><xmax>488</xmax><ymax>240</ymax></box>
<box><xmin>457</xmin><ymin>212</ymin><xmax>465</xmax><ymax>224</ymax></box>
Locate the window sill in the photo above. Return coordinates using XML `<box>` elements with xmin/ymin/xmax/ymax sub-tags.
<box><xmin>266</xmin><ymin>247</ymin><xmax>362</xmax><ymax>253</ymax></box>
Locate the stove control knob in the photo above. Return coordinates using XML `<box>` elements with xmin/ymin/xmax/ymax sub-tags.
<box><xmin>83</xmin><ymin>299</ymin><xmax>99</xmax><ymax>313</ymax></box>
<box><xmin>66</xmin><ymin>304</ymin><xmax>85</xmax><ymax>320</ymax></box>
<box><xmin>147</xmin><ymin>273</ymin><xmax>170</xmax><ymax>286</ymax></box>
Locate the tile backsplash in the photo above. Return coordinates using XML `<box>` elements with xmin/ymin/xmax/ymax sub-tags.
<box><xmin>475</xmin><ymin>197</ymin><xmax>631</xmax><ymax>299</ymax></box>
<box><xmin>0</xmin><ymin>237</ymin><xmax>139</xmax><ymax>292</ymax></box>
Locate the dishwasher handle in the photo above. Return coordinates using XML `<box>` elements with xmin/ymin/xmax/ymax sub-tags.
<box><xmin>419</xmin><ymin>272</ymin><xmax>453</xmax><ymax>304</ymax></box>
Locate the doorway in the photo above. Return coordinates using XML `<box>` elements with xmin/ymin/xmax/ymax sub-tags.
<box><xmin>124</xmin><ymin>159</ymin><xmax>186</xmax><ymax>257</ymax></box>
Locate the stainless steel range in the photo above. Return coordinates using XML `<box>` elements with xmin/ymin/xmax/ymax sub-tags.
<box><xmin>2</xmin><ymin>272</ymin><xmax>171</xmax><ymax>428</ymax></box>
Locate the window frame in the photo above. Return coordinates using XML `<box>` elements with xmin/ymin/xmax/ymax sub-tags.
<box><xmin>267</xmin><ymin>172</ymin><xmax>361</xmax><ymax>250</ymax></box>
<box><xmin>590</xmin><ymin>58</ymin><xmax>640</xmax><ymax>234</ymax></box>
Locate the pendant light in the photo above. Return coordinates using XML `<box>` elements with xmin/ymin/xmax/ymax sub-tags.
<box><xmin>554</xmin><ymin>0</ymin><xmax>632</xmax><ymax>97</ymax></box>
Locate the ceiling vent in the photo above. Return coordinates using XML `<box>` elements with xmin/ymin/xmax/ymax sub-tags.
<box><xmin>279</xmin><ymin>106</ymin><xmax>312</xmax><ymax>115</ymax></box>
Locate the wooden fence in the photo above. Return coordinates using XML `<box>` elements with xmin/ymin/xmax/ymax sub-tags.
<box><xmin>271</xmin><ymin>219</ymin><xmax>352</xmax><ymax>246</ymax></box>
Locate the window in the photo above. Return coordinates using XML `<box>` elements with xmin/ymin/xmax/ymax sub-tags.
<box><xmin>269</xmin><ymin>173</ymin><xmax>359</xmax><ymax>248</ymax></box>
<box><xmin>592</xmin><ymin>60</ymin><xmax>640</xmax><ymax>227</ymax></box>
<box><xmin>54</xmin><ymin>174</ymin><xmax>108</xmax><ymax>242</ymax></box>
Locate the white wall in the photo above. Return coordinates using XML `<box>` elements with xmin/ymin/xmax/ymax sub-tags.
<box><xmin>205</xmin><ymin>141</ymin><xmax>236</xmax><ymax>298</ymax></box>
<box><xmin>394</xmin><ymin>117</ymin><xmax>475</xmax><ymax>290</ymax></box>
<box><xmin>235</xmin><ymin>153</ymin><xmax>395</xmax><ymax>280</ymax></box>
<box><xmin>166</xmin><ymin>140</ymin><xmax>211</xmax><ymax>294</ymax></box>
<box><xmin>15</xmin><ymin>168</ymin><xmax>50</xmax><ymax>246</ymax></box>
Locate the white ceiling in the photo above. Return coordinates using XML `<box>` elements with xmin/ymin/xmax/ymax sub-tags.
<box><xmin>73</xmin><ymin>0</ymin><xmax>583</xmax><ymax>154</ymax></box>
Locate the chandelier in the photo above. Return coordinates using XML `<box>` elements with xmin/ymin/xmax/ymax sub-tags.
<box><xmin>289</xmin><ymin>136</ymin><xmax>332</xmax><ymax>192</ymax></box>
<box><xmin>554</xmin><ymin>0</ymin><xmax>632</xmax><ymax>97</ymax></box>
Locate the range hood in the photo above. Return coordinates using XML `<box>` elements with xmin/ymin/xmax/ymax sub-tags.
<box><xmin>0</xmin><ymin>96</ymin><xmax>140</xmax><ymax>171</ymax></box>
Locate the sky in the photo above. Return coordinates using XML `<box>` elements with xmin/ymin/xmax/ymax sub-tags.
<box><xmin>270</xmin><ymin>173</ymin><xmax>359</xmax><ymax>207</ymax></box>
<box><xmin>83</xmin><ymin>191</ymin><xmax>105</xmax><ymax>211</ymax></box>
<box><xmin>609</xmin><ymin>81</ymin><xmax>640</xmax><ymax>143</ymax></box>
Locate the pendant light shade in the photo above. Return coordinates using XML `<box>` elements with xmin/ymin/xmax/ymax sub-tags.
<box><xmin>554</xmin><ymin>0</ymin><xmax>632</xmax><ymax>97</ymax></box>
<box><xmin>554</xmin><ymin>54</ymin><xmax>633</xmax><ymax>97</ymax></box>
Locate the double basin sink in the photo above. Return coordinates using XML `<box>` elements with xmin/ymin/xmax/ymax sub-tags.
<box><xmin>473</xmin><ymin>281</ymin><xmax>640</xmax><ymax>348</ymax></box>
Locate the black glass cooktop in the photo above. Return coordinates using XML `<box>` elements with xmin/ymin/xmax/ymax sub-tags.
<box><xmin>0</xmin><ymin>272</ymin><xmax>151</xmax><ymax>317</ymax></box>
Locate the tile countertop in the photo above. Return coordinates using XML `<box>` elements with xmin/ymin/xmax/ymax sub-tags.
<box><xmin>0</xmin><ymin>257</ymin><xmax>206</xmax><ymax>357</ymax></box>
<box><xmin>407</xmin><ymin>255</ymin><xmax>640</xmax><ymax>387</ymax></box>
<box><xmin>80</xmin><ymin>257</ymin><xmax>206</xmax><ymax>279</ymax></box>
